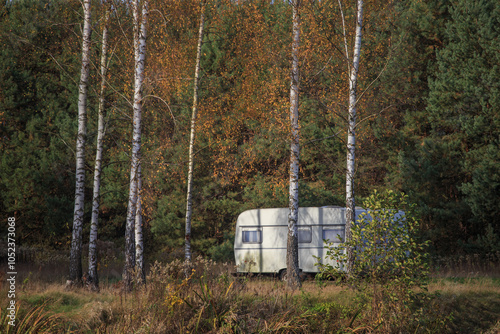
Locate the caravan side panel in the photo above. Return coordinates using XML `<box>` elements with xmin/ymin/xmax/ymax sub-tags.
<box><xmin>234</xmin><ymin>208</ymin><xmax>288</xmax><ymax>273</ymax></box>
<box><xmin>234</xmin><ymin>207</ymin><xmax>349</xmax><ymax>274</ymax></box>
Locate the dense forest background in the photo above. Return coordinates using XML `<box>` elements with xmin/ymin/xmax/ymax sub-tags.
<box><xmin>0</xmin><ymin>0</ymin><xmax>498</xmax><ymax>263</ymax></box>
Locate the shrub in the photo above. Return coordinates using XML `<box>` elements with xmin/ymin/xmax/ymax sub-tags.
<box><xmin>316</xmin><ymin>190</ymin><xmax>431</xmax><ymax>331</ymax></box>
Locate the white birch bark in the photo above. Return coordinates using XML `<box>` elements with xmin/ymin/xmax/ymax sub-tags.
<box><xmin>68</xmin><ymin>0</ymin><xmax>91</xmax><ymax>286</ymax></box>
<box><xmin>286</xmin><ymin>0</ymin><xmax>301</xmax><ymax>290</ymax></box>
<box><xmin>124</xmin><ymin>0</ymin><xmax>148</xmax><ymax>291</ymax></box>
<box><xmin>88</xmin><ymin>5</ymin><xmax>110</xmax><ymax>292</ymax></box>
<box><xmin>185</xmin><ymin>6</ymin><xmax>205</xmax><ymax>273</ymax></box>
<box><xmin>135</xmin><ymin>162</ymin><xmax>145</xmax><ymax>284</ymax></box>
<box><xmin>345</xmin><ymin>0</ymin><xmax>363</xmax><ymax>274</ymax></box>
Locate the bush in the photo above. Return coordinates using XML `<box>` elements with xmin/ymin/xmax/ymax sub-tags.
<box><xmin>316</xmin><ymin>190</ymin><xmax>431</xmax><ymax>331</ymax></box>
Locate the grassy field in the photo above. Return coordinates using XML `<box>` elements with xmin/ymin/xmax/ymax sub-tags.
<box><xmin>1</xmin><ymin>257</ymin><xmax>500</xmax><ymax>333</ymax></box>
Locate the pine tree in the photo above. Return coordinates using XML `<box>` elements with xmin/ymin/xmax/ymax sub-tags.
<box><xmin>0</xmin><ymin>0</ymin><xmax>79</xmax><ymax>247</ymax></box>
<box><xmin>426</xmin><ymin>0</ymin><xmax>500</xmax><ymax>241</ymax></box>
<box><xmin>384</xmin><ymin>0</ymin><xmax>454</xmax><ymax>251</ymax></box>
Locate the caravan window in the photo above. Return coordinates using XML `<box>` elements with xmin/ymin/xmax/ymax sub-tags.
<box><xmin>242</xmin><ymin>229</ymin><xmax>262</xmax><ymax>243</ymax></box>
<box><xmin>323</xmin><ymin>228</ymin><xmax>345</xmax><ymax>243</ymax></box>
<box><xmin>298</xmin><ymin>227</ymin><xmax>312</xmax><ymax>243</ymax></box>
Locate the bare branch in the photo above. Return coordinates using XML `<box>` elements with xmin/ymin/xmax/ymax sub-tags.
<box><xmin>304</xmin><ymin>130</ymin><xmax>343</xmax><ymax>145</ymax></box>
<box><xmin>354</xmin><ymin>105</ymin><xmax>394</xmax><ymax>130</ymax></box>
<box><xmin>143</xmin><ymin>94</ymin><xmax>177</xmax><ymax>124</ymax></box>
<box><xmin>337</xmin><ymin>0</ymin><xmax>351</xmax><ymax>73</ymax></box>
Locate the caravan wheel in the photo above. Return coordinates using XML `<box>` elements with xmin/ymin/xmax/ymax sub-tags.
<box><xmin>279</xmin><ymin>269</ymin><xmax>287</xmax><ymax>281</ymax></box>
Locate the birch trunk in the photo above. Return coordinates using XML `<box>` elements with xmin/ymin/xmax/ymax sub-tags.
<box><xmin>124</xmin><ymin>0</ymin><xmax>148</xmax><ymax>291</ymax></box>
<box><xmin>68</xmin><ymin>0</ymin><xmax>91</xmax><ymax>287</ymax></box>
<box><xmin>286</xmin><ymin>0</ymin><xmax>301</xmax><ymax>290</ymax></box>
<box><xmin>135</xmin><ymin>162</ymin><xmax>145</xmax><ymax>284</ymax></box>
<box><xmin>185</xmin><ymin>6</ymin><xmax>205</xmax><ymax>274</ymax></box>
<box><xmin>88</xmin><ymin>6</ymin><xmax>110</xmax><ymax>292</ymax></box>
<box><xmin>345</xmin><ymin>0</ymin><xmax>363</xmax><ymax>274</ymax></box>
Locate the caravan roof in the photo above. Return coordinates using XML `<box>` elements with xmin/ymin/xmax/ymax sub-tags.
<box><xmin>236</xmin><ymin>207</ymin><xmax>367</xmax><ymax>227</ymax></box>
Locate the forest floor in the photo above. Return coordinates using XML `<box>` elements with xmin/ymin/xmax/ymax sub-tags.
<box><xmin>1</xmin><ymin>258</ymin><xmax>500</xmax><ymax>333</ymax></box>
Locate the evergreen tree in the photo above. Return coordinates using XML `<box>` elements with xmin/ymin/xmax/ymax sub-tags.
<box><xmin>384</xmin><ymin>0</ymin><xmax>457</xmax><ymax>252</ymax></box>
<box><xmin>427</xmin><ymin>0</ymin><xmax>499</xmax><ymax>242</ymax></box>
<box><xmin>0</xmin><ymin>0</ymin><xmax>80</xmax><ymax>247</ymax></box>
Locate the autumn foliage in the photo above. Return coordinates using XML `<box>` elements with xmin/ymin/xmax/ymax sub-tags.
<box><xmin>0</xmin><ymin>0</ymin><xmax>498</xmax><ymax>261</ymax></box>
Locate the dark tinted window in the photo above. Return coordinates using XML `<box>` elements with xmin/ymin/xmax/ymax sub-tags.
<box><xmin>298</xmin><ymin>227</ymin><xmax>312</xmax><ymax>243</ymax></box>
<box><xmin>242</xmin><ymin>230</ymin><xmax>261</xmax><ymax>243</ymax></box>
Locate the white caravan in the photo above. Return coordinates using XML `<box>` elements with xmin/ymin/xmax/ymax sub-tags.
<box><xmin>234</xmin><ymin>206</ymin><xmax>368</xmax><ymax>277</ymax></box>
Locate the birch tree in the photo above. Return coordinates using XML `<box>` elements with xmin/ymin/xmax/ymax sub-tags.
<box><xmin>286</xmin><ymin>0</ymin><xmax>302</xmax><ymax>290</ymax></box>
<box><xmin>185</xmin><ymin>3</ymin><xmax>205</xmax><ymax>274</ymax></box>
<box><xmin>135</xmin><ymin>162</ymin><xmax>145</xmax><ymax>284</ymax></box>
<box><xmin>124</xmin><ymin>0</ymin><xmax>148</xmax><ymax>291</ymax></box>
<box><xmin>343</xmin><ymin>0</ymin><xmax>363</xmax><ymax>274</ymax></box>
<box><xmin>68</xmin><ymin>0</ymin><xmax>91</xmax><ymax>287</ymax></box>
<box><xmin>88</xmin><ymin>4</ymin><xmax>111</xmax><ymax>292</ymax></box>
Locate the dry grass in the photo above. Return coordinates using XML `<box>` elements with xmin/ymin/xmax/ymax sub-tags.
<box><xmin>425</xmin><ymin>276</ymin><xmax>500</xmax><ymax>334</ymax></box>
<box><xmin>1</xmin><ymin>256</ymin><xmax>500</xmax><ymax>333</ymax></box>
<box><xmin>431</xmin><ymin>252</ymin><xmax>500</xmax><ymax>279</ymax></box>
<box><xmin>429</xmin><ymin>277</ymin><xmax>500</xmax><ymax>295</ymax></box>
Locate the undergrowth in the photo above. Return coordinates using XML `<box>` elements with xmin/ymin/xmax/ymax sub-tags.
<box><xmin>1</xmin><ymin>256</ymin><xmax>499</xmax><ymax>333</ymax></box>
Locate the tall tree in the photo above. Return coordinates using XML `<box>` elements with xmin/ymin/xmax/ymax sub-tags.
<box><xmin>382</xmin><ymin>0</ymin><xmax>453</xmax><ymax>251</ymax></box>
<box><xmin>425</xmin><ymin>0</ymin><xmax>499</xmax><ymax>244</ymax></box>
<box><xmin>135</xmin><ymin>162</ymin><xmax>145</xmax><ymax>284</ymax></box>
<box><xmin>185</xmin><ymin>2</ymin><xmax>206</xmax><ymax>272</ymax></box>
<box><xmin>68</xmin><ymin>0</ymin><xmax>92</xmax><ymax>287</ymax></box>
<box><xmin>88</xmin><ymin>3</ymin><xmax>111</xmax><ymax>291</ymax></box>
<box><xmin>287</xmin><ymin>0</ymin><xmax>302</xmax><ymax>290</ymax></box>
<box><xmin>344</xmin><ymin>0</ymin><xmax>363</xmax><ymax>274</ymax></box>
<box><xmin>124</xmin><ymin>0</ymin><xmax>148</xmax><ymax>291</ymax></box>
<box><xmin>0</xmin><ymin>0</ymin><xmax>79</xmax><ymax>248</ymax></box>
